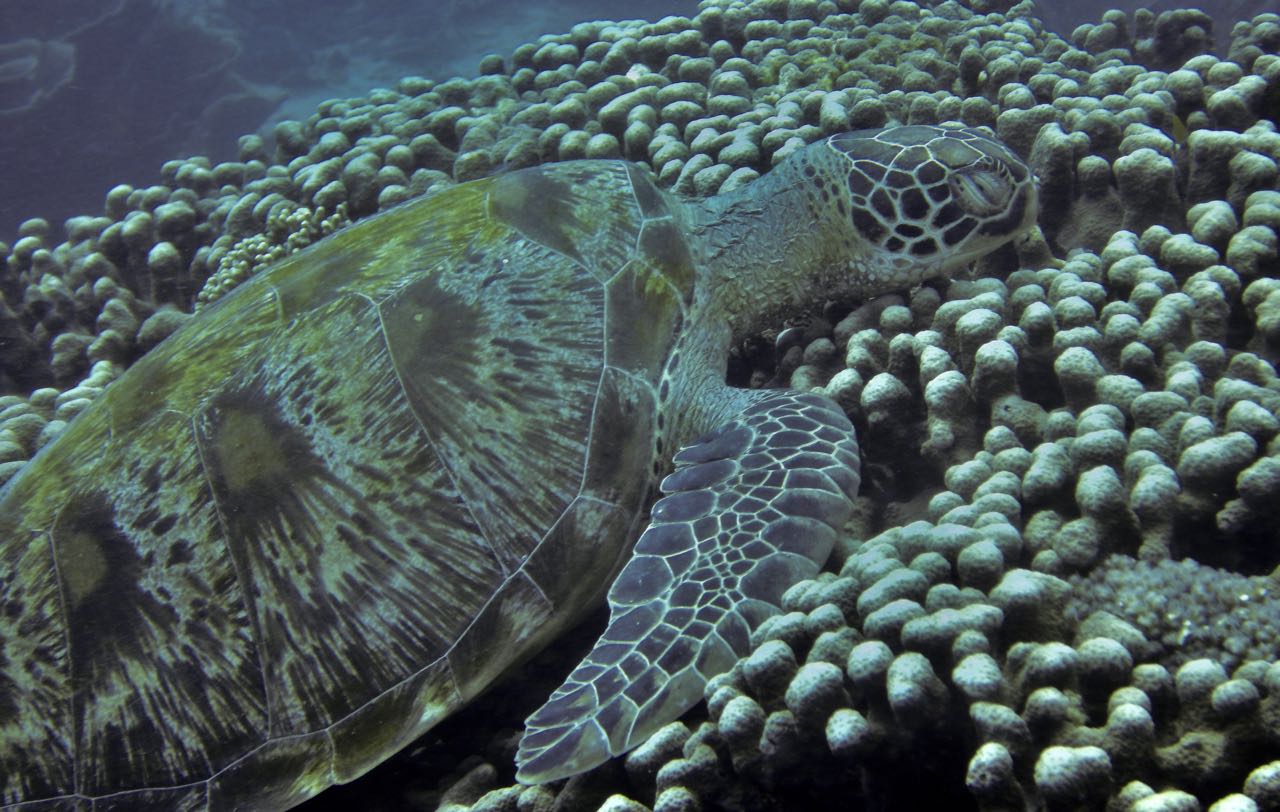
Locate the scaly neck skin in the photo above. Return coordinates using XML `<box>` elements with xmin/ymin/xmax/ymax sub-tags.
<box><xmin>681</xmin><ymin>159</ymin><xmax>865</xmax><ymax>345</ymax></box>
<box><xmin>653</xmin><ymin>157</ymin><xmax>872</xmax><ymax>452</ymax></box>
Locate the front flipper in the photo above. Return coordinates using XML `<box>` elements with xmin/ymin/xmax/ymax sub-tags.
<box><xmin>516</xmin><ymin>390</ymin><xmax>860</xmax><ymax>783</ymax></box>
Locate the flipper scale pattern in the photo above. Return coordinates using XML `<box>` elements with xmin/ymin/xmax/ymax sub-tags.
<box><xmin>516</xmin><ymin>391</ymin><xmax>860</xmax><ymax>783</ymax></box>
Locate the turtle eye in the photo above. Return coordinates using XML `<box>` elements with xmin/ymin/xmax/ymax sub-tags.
<box><xmin>948</xmin><ymin>162</ymin><xmax>1015</xmax><ymax>217</ymax></box>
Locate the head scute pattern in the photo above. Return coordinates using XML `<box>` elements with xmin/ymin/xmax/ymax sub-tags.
<box><xmin>821</xmin><ymin>124</ymin><xmax>1037</xmax><ymax>289</ymax></box>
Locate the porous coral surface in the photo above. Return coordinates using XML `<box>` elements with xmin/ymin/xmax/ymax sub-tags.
<box><xmin>2</xmin><ymin>0</ymin><xmax>1278</xmax><ymax>809</ymax></box>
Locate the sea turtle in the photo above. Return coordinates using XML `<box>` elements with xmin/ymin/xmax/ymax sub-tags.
<box><xmin>0</xmin><ymin>122</ymin><xmax>1037</xmax><ymax>810</ymax></box>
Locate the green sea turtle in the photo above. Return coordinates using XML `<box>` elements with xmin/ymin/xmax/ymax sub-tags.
<box><xmin>0</xmin><ymin>123</ymin><xmax>1037</xmax><ymax>810</ymax></box>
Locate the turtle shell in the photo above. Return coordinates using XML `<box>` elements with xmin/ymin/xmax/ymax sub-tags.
<box><xmin>0</xmin><ymin>159</ymin><xmax>695</xmax><ymax>809</ymax></box>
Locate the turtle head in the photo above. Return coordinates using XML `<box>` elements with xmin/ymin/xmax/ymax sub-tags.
<box><xmin>809</xmin><ymin>123</ymin><xmax>1038</xmax><ymax>294</ymax></box>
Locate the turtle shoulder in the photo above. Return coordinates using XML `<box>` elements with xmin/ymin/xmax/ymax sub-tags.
<box><xmin>0</xmin><ymin>159</ymin><xmax>690</xmax><ymax>808</ymax></box>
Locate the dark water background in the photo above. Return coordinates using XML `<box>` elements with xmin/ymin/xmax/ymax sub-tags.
<box><xmin>0</xmin><ymin>0</ymin><xmax>1268</xmax><ymax>241</ymax></box>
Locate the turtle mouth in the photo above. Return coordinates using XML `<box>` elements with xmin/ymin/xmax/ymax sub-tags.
<box><xmin>948</xmin><ymin>160</ymin><xmax>1017</xmax><ymax>217</ymax></box>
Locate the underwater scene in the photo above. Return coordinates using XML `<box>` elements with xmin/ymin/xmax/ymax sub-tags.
<box><xmin>1</xmin><ymin>0</ymin><xmax>1279</xmax><ymax>810</ymax></box>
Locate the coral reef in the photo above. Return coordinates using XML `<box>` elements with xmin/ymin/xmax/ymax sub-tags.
<box><xmin>0</xmin><ymin>0</ymin><xmax>1278</xmax><ymax>809</ymax></box>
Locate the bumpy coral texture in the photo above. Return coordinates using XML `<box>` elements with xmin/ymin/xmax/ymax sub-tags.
<box><xmin>1</xmin><ymin>0</ymin><xmax>1278</xmax><ymax>809</ymax></box>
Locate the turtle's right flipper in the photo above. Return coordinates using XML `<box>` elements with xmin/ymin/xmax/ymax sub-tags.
<box><xmin>515</xmin><ymin>390</ymin><xmax>860</xmax><ymax>783</ymax></box>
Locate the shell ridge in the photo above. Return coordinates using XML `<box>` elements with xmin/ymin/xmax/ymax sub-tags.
<box><xmin>38</xmin><ymin>513</ymin><xmax>79</xmax><ymax>802</ymax></box>
<box><xmin>368</xmin><ymin>295</ymin><xmax>504</xmax><ymax>577</ymax></box>
<box><xmin>562</xmin><ymin>365</ymin><xmax>610</xmax><ymax>508</ymax></box>
<box><xmin>188</xmin><ymin>407</ymin><xmax>278</xmax><ymax>742</ymax></box>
